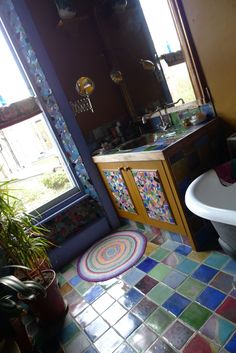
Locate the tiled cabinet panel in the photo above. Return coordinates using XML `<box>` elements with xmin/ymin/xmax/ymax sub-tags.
<box><xmin>97</xmin><ymin>161</ymin><xmax>187</xmax><ymax>235</ymax></box>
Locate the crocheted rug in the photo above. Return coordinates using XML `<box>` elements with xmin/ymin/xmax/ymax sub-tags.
<box><xmin>77</xmin><ymin>230</ymin><xmax>147</xmax><ymax>282</ymax></box>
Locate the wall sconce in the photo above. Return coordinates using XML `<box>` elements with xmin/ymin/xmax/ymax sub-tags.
<box><xmin>70</xmin><ymin>77</ymin><xmax>95</xmax><ymax>114</ymax></box>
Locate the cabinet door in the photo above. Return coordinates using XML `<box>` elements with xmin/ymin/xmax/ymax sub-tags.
<box><xmin>124</xmin><ymin>161</ymin><xmax>186</xmax><ymax>234</ymax></box>
<box><xmin>97</xmin><ymin>162</ymin><xmax>144</xmax><ymax>222</ymax></box>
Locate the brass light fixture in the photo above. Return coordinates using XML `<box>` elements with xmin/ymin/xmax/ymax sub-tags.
<box><xmin>70</xmin><ymin>77</ymin><xmax>95</xmax><ymax>114</ymax></box>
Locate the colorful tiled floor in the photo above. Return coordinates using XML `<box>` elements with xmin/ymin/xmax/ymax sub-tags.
<box><xmin>52</xmin><ymin>225</ymin><xmax>236</xmax><ymax>353</ymax></box>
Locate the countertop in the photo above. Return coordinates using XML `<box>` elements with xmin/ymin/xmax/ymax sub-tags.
<box><xmin>92</xmin><ymin>119</ymin><xmax>218</xmax><ymax>163</ymax></box>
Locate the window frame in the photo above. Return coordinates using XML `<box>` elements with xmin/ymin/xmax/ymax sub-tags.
<box><xmin>0</xmin><ymin>18</ymin><xmax>85</xmax><ymax>220</ymax></box>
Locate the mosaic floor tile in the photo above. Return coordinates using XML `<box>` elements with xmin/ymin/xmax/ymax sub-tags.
<box><xmin>162</xmin><ymin>240</ymin><xmax>180</xmax><ymax>251</ymax></box>
<box><xmin>188</xmin><ymin>251</ymin><xmax>211</xmax><ymax>262</ymax></box>
<box><xmin>162</xmin><ymin>252</ymin><xmax>185</xmax><ymax>268</ymax></box>
<box><xmin>196</xmin><ymin>286</ymin><xmax>226</xmax><ymax>310</ymax></box>
<box><xmin>83</xmin><ymin>348</ymin><xmax>98</xmax><ymax>353</ymax></box>
<box><xmin>147</xmin><ymin>283</ymin><xmax>174</xmax><ymax>305</ymax></box>
<box><xmin>107</xmin><ymin>281</ymin><xmax>130</xmax><ymax>300</ymax></box>
<box><xmin>118</xmin><ymin>288</ymin><xmax>144</xmax><ymax>310</ymax></box>
<box><xmin>230</xmin><ymin>289</ymin><xmax>236</xmax><ymax>298</ymax></box>
<box><xmin>216</xmin><ymin>296</ymin><xmax>236</xmax><ymax>323</ymax></box>
<box><xmin>102</xmin><ymin>301</ymin><xmax>127</xmax><ymax>325</ymax></box>
<box><xmin>75</xmin><ymin>306</ymin><xmax>98</xmax><ymax>328</ymax></box>
<box><xmin>225</xmin><ymin>332</ymin><xmax>236</xmax><ymax>353</ymax></box>
<box><xmin>146</xmin><ymin>338</ymin><xmax>176</xmax><ymax>353</ymax></box>
<box><xmin>175</xmin><ymin>244</ymin><xmax>192</xmax><ymax>256</ymax></box>
<box><xmin>94</xmin><ymin>328</ymin><xmax>123</xmax><ymax>353</ymax></box>
<box><xmin>162</xmin><ymin>270</ymin><xmax>186</xmax><ymax>289</ymax></box>
<box><xmin>69</xmin><ymin>298</ymin><xmax>89</xmax><ymax>317</ymax></box>
<box><xmin>177</xmin><ymin>277</ymin><xmax>206</xmax><ymax>299</ymax></box>
<box><xmin>62</xmin><ymin>267</ymin><xmax>78</xmax><ymax>281</ymax></box>
<box><xmin>136</xmin><ymin>258</ymin><xmax>158</xmax><ymax>273</ymax></box>
<box><xmin>69</xmin><ymin>275</ymin><xmax>82</xmax><ymax>287</ymax></box>
<box><xmin>151</xmin><ymin>234</ymin><xmax>166</xmax><ymax>245</ymax></box>
<box><xmin>84</xmin><ymin>285</ymin><xmax>105</xmax><ymax>304</ymax></box>
<box><xmin>131</xmin><ymin>297</ymin><xmax>157</xmax><ymax>321</ymax></box>
<box><xmin>92</xmin><ymin>292</ymin><xmax>115</xmax><ymax>314</ymax></box>
<box><xmin>148</xmin><ymin>263</ymin><xmax>172</xmax><ymax>281</ymax></box>
<box><xmin>64</xmin><ymin>332</ymin><xmax>90</xmax><ymax>353</ymax></box>
<box><xmin>84</xmin><ymin>316</ymin><xmax>109</xmax><ymax>342</ymax></box>
<box><xmin>192</xmin><ymin>264</ymin><xmax>218</xmax><ymax>283</ymax></box>
<box><xmin>223</xmin><ymin>259</ymin><xmax>236</xmax><ymax>275</ymax></box>
<box><xmin>145</xmin><ymin>242</ymin><xmax>158</xmax><ymax>256</ymax></box>
<box><xmin>121</xmin><ymin>268</ymin><xmax>145</xmax><ymax>286</ymax></box>
<box><xmin>176</xmin><ymin>258</ymin><xmax>199</xmax><ymax>274</ymax></box>
<box><xmin>162</xmin><ymin>292</ymin><xmax>190</xmax><ymax>316</ymax></box>
<box><xmin>59</xmin><ymin>322</ymin><xmax>80</xmax><ymax>345</ymax></box>
<box><xmin>114</xmin><ymin>312</ymin><xmax>142</xmax><ymax>339</ymax></box>
<box><xmin>200</xmin><ymin>314</ymin><xmax>235</xmax><ymax>345</ymax></box>
<box><xmin>60</xmin><ymin>283</ymin><xmax>73</xmax><ymax>296</ymax></box>
<box><xmin>204</xmin><ymin>252</ymin><xmax>229</xmax><ymax>269</ymax></box>
<box><xmin>169</xmin><ymin>231</ymin><xmax>184</xmax><ymax>243</ymax></box>
<box><xmin>114</xmin><ymin>343</ymin><xmax>136</xmax><ymax>353</ymax></box>
<box><xmin>135</xmin><ymin>275</ymin><xmax>158</xmax><ymax>294</ymax></box>
<box><xmin>163</xmin><ymin>320</ymin><xmax>193</xmax><ymax>350</ymax></box>
<box><xmin>65</xmin><ymin>289</ymin><xmax>82</xmax><ymax>305</ymax></box>
<box><xmin>210</xmin><ymin>272</ymin><xmax>233</xmax><ymax>294</ymax></box>
<box><xmin>99</xmin><ymin>278</ymin><xmax>118</xmax><ymax>290</ymax></box>
<box><xmin>127</xmin><ymin>324</ymin><xmax>157</xmax><ymax>353</ymax></box>
<box><xmin>180</xmin><ymin>302</ymin><xmax>212</xmax><ymax>329</ymax></box>
<box><xmin>146</xmin><ymin>307</ymin><xmax>175</xmax><ymax>334</ymax></box>
<box><xmin>76</xmin><ymin>281</ymin><xmax>94</xmax><ymax>295</ymax></box>
<box><xmin>150</xmin><ymin>248</ymin><xmax>171</xmax><ymax>261</ymax></box>
<box><xmin>183</xmin><ymin>333</ymin><xmax>220</xmax><ymax>353</ymax></box>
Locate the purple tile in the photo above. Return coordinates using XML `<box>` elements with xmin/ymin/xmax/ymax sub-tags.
<box><xmin>135</xmin><ymin>275</ymin><xmax>158</xmax><ymax>294</ymax></box>
<box><xmin>192</xmin><ymin>264</ymin><xmax>218</xmax><ymax>283</ymax></box>
<box><xmin>162</xmin><ymin>252</ymin><xmax>184</xmax><ymax>268</ymax></box>
<box><xmin>163</xmin><ymin>320</ymin><xmax>193</xmax><ymax>350</ymax></box>
<box><xmin>163</xmin><ymin>270</ymin><xmax>186</xmax><ymax>289</ymax></box>
<box><xmin>84</xmin><ymin>285</ymin><xmax>105</xmax><ymax>304</ymax></box>
<box><xmin>137</xmin><ymin>258</ymin><xmax>158</xmax><ymax>273</ymax></box>
<box><xmin>146</xmin><ymin>338</ymin><xmax>176</xmax><ymax>353</ymax></box>
<box><xmin>196</xmin><ymin>286</ymin><xmax>226</xmax><ymax>310</ymax></box>
<box><xmin>163</xmin><ymin>293</ymin><xmax>190</xmax><ymax>316</ymax></box>
<box><xmin>210</xmin><ymin>271</ymin><xmax>233</xmax><ymax>293</ymax></box>
<box><xmin>114</xmin><ymin>312</ymin><xmax>142</xmax><ymax>338</ymax></box>
<box><xmin>175</xmin><ymin>244</ymin><xmax>192</xmax><ymax>256</ymax></box>
<box><xmin>118</xmin><ymin>288</ymin><xmax>144</xmax><ymax>310</ymax></box>
<box><xmin>131</xmin><ymin>297</ymin><xmax>157</xmax><ymax>321</ymax></box>
<box><xmin>84</xmin><ymin>316</ymin><xmax>109</xmax><ymax>342</ymax></box>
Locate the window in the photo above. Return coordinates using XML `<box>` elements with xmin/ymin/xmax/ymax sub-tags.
<box><xmin>0</xmin><ymin>22</ymin><xmax>82</xmax><ymax>217</ymax></box>
<box><xmin>139</xmin><ymin>0</ymin><xmax>197</xmax><ymax>104</ymax></box>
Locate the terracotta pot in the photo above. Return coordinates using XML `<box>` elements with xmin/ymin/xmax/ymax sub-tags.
<box><xmin>30</xmin><ymin>269</ymin><xmax>67</xmax><ymax>325</ymax></box>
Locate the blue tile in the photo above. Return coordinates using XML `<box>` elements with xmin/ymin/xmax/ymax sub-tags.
<box><xmin>192</xmin><ymin>264</ymin><xmax>218</xmax><ymax>283</ymax></box>
<box><xmin>84</xmin><ymin>285</ymin><xmax>105</xmax><ymax>304</ymax></box>
<box><xmin>59</xmin><ymin>321</ymin><xmax>79</xmax><ymax>345</ymax></box>
<box><xmin>225</xmin><ymin>333</ymin><xmax>236</xmax><ymax>353</ymax></box>
<box><xmin>163</xmin><ymin>270</ymin><xmax>186</xmax><ymax>289</ymax></box>
<box><xmin>137</xmin><ymin>258</ymin><xmax>158</xmax><ymax>273</ymax></box>
<box><xmin>84</xmin><ymin>348</ymin><xmax>98</xmax><ymax>353</ymax></box>
<box><xmin>196</xmin><ymin>286</ymin><xmax>226</xmax><ymax>310</ymax></box>
<box><xmin>204</xmin><ymin>252</ymin><xmax>229</xmax><ymax>269</ymax></box>
<box><xmin>176</xmin><ymin>258</ymin><xmax>199</xmax><ymax>274</ymax></box>
<box><xmin>223</xmin><ymin>259</ymin><xmax>236</xmax><ymax>275</ymax></box>
<box><xmin>118</xmin><ymin>288</ymin><xmax>144</xmax><ymax>310</ymax></box>
<box><xmin>69</xmin><ymin>275</ymin><xmax>82</xmax><ymax>286</ymax></box>
<box><xmin>169</xmin><ymin>232</ymin><xmax>183</xmax><ymax>243</ymax></box>
<box><xmin>162</xmin><ymin>240</ymin><xmax>180</xmax><ymax>251</ymax></box>
<box><xmin>122</xmin><ymin>268</ymin><xmax>146</xmax><ymax>285</ymax></box>
<box><xmin>162</xmin><ymin>293</ymin><xmax>190</xmax><ymax>316</ymax></box>
<box><xmin>175</xmin><ymin>244</ymin><xmax>192</xmax><ymax>256</ymax></box>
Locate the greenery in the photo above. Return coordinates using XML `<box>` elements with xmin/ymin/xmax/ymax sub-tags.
<box><xmin>42</xmin><ymin>170</ymin><xmax>69</xmax><ymax>191</ymax></box>
<box><xmin>0</xmin><ymin>180</ymin><xmax>51</xmax><ymax>280</ymax></box>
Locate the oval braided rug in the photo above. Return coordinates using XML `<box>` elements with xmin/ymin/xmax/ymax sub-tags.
<box><xmin>77</xmin><ymin>230</ymin><xmax>147</xmax><ymax>282</ymax></box>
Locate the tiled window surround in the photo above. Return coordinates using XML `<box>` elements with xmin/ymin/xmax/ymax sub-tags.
<box><xmin>26</xmin><ymin>222</ymin><xmax>236</xmax><ymax>353</ymax></box>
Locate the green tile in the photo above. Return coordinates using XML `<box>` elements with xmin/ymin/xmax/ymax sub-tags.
<box><xmin>149</xmin><ymin>263</ymin><xmax>172</xmax><ymax>281</ymax></box>
<box><xmin>57</xmin><ymin>273</ymin><xmax>66</xmax><ymax>286</ymax></box>
<box><xmin>150</xmin><ymin>248</ymin><xmax>171</xmax><ymax>261</ymax></box>
<box><xmin>146</xmin><ymin>307</ymin><xmax>175</xmax><ymax>334</ymax></box>
<box><xmin>76</xmin><ymin>281</ymin><xmax>94</xmax><ymax>295</ymax></box>
<box><xmin>180</xmin><ymin>302</ymin><xmax>212</xmax><ymax>330</ymax></box>
<box><xmin>147</xmin><ymin>283</ymin><xmax>174</xmax><ymax>305</ymax></box>
<box><xmin>177</xmin><ymin>277</ymin><xmax>206</xmax><ymax>299</ymax></box>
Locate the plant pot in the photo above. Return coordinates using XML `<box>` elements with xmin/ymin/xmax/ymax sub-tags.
<box><xmin>30</xmin><ymin>269</ymin><xmax>67</xmax><ymax>325</ymax></box>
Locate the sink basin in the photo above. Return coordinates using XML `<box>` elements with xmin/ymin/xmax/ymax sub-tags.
<box><xmin>118</xmin><ymin>133</ymin><xmax>159</xmax><ymax>151</ymax></box>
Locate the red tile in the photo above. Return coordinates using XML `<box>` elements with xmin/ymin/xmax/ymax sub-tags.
<box><xmin>216</xmin><ymin>296</ymin><xmax>236</xmax><ymax>324</ymax></box>
<box><xmin>183</xmin><ymin>334</ymin><xmax>219</xmax><ymax>353</ymax></box>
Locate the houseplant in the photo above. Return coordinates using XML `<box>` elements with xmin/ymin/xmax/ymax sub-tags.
<box><xmin>0</xmin><ymin>181</ymin><xmax>67</xmax><ymax>325</ymax></box>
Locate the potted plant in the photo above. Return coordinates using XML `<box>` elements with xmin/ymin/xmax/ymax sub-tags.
<box><xmin>0</xmin><ymin>265</ymin><xmax>45</xmax><ymax>352</ymax></box>
<box><xmin>0</xmin><ymin>181</ymin><xmax>67</xmax><ymax>325</ymax></box>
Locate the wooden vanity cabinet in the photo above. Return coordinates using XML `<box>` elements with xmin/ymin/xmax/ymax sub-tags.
<box><xmin>96</xmin><ymin>160</ymin><xmax>189</xmax><ymax>239</ymax></box>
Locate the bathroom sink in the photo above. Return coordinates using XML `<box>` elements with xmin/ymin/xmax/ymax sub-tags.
<box><xmin>118</xmin><ymin>133</ymin><xmax>159</xmax><ymax>151</ymax></box>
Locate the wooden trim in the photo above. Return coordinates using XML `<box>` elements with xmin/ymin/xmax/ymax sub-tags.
<box><xmin>167</xmin><ymin>0</ymin><xmax>210</xmax><ymax>103</ymax></box>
